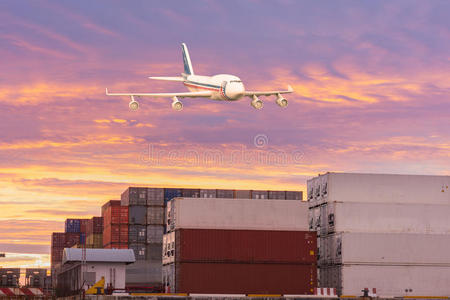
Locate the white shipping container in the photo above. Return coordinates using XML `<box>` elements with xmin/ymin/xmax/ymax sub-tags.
<box><xmin>162</xmin><ymin>263</ymin><xmax>175</xmax><ymax>293</ymax></box>
<box><xmin>328</xmin><ymin>202</ymin><xmax>450</xmax><ymax>234</ymax></box>
<box><xmin>308</xmin><ymin>172</ymin><xmax>450</xmax><ymax>205</ymax></box>
<box><xmin>334</xmin><ymin>264</ymin><xmax>450</xmax><ymax>297</ymax></box>
<box><xmin>332</xmin><ymin>232</ymin><xmax>450</xmax><ymax>265</ymax></box>
<box><xmin>162</xmin><ymin>232</ymin><xmax>175</xmax><ymax>265</ymax></box>
<box><xmin>167</xmin><ymin>198</ymin><xmax>309</xmax><ymax>232</ymax></box>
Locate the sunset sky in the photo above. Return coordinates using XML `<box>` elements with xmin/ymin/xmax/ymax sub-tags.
<box><xmin>1</xmin><ymin>1</ymin><xmax>449</xmax><ymax>268</ymax></box>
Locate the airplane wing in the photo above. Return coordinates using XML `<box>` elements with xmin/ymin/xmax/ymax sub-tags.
<box><xmin>105</xmin><ymin>88</ymin><xmax>211</xmax><ymax>98</ymax></box>
<box><xmin>244</xmin><ymin>85</ymin><xmax>294</xmax><ymax>97</ymax></box>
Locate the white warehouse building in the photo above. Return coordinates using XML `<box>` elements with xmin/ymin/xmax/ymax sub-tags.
<box><xmin>57</xmin><ymin>248</ymin><xmax>135</xmax><ymax>296</ymax></box>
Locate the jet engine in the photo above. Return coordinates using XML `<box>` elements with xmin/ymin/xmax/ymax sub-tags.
<box><xmin>172</xmin><ymin>96</ymin><xmax>183</xmax><ymax>111</ymax></box>
<box><xmin>276</xmin><ymin>94</ymin><xmax>288</xmax><ymax>108</ymax></box>
<box><xmin>129</xmin><ymin>95</ymin><xmax>139</xmax><ymax>111</ymax></box>
<box><xmin>251</xmin><ymin>95</ymin><xmax>263</xmax><ymax>109</ymax></box>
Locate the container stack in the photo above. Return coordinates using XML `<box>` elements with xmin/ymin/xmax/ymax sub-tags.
<box><xmin>86</xmin><ymin>216</ymin><xmax>103</xmax><ymax>248</ymax></box>
<box><xmin>65</xmin><ymin>218</ymin><xmax>89</xmax><ymax>246</ymax></box>
<box><xmin>0</xmin><ymin>268</ymin><xmax>20</xmax><ymax>287</ymax></box>
<box><xmin>102</xmin><ymin>200</ymin><xmax>129</xmax><ymax>249</ymax></box>
<box><xmin>121</xmin><ymin>187</ymin><xmax>165</xmax><ymax>288</ymax></box>
<box><xmin>25</xmin><ymin>268</ymin><xmax>47</xmax><ymax>288</ymax></box>
<box><xmin>308</xmin><ymin>172</ymin><xmax>450</xmax><ymax>297</ymax></box>
<box><xmin>162</xmin><ymin>198</ymin><xmax>316</xmax><ymax>294</ymax></box>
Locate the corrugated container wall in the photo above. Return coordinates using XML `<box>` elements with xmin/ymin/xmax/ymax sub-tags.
<box><xmin>121</xmin><ymin>187</ymin><xmax>147</xmax><ymax>206</ymax></box>
<box><xmin>286</xmin><ymin>191</ymin><xmax>303</xmax><ymax>200</ymax></box>
<box><xmin>87</xmin><ymin>217</ymin><xmax>103</xmax><ymax>235</ymax></box>
<box><xmin>268</xmin><ymin>191</ymin><xmax>286</xmax><ymax>200</ymax></box>
<box><xmin>181</xmin><ymin>188</ymin><xmax>200</xmax><ymax>198</ymax></box>
<box><xmin>308</xmin><ymin>173</ymin><xmax>450</xmax><ymax>206</ymax></box>
<box><xmin>128</xmin><ymin>206</ymin><xmax>146</xmax><ymax>225</ymax></box>
<box><xmin>200</xmin><ymin>189</ymin><xmax>216</xmax><ymax>198</ymax></box>
<box><xmin>147</xmin><ymin>206</ymin><xmax>164</xmax><ymax>225</ymax></box>
<box><xmin>147</xmin><ymin>225</ymin><xmax>164</xmax><ymax>243</ymax></box>
<box><xmin>129</xmin><ymin>225</ymin><xmax>146</xmax><ymax>243</ymax></box>
<box><xmin>327</xmin><ymin>202</ymin><xmax>450</xmax><ymax>234</ymax></box>
<box><xmin>251</xmin><ymin>190</ymin><xmax>268</xmax><ymax>199</ymax></box>
<box><xmin>103</xmin><ymin>224</ymin><xmax>128</xmax><ymax>246</ymax></box>
<box><xmin>86</xmin><ymin>233</ymin><xmax>103</xmax><ymax>248</ymax></box>
<box><xmin>216</xmin><ymin>189</ymin><xmax>234</xmax><ymax>198</ymax></box>
<box><xmin>147</xmin><ymin>188</ymin><xmax>164</xmax><ymax>206</ymax></box>
<box><xmin>65</xmin><ymin>219</ymin><xmax>81</xmax><ymax>233</ymax></box>
<box><xmin>167</xmin><ymin>198</ymin><xmax>309</xmax><ymax>232</ymax></box>
<box><xmin>234</xmin><ymin>190</ymin><xmax>251</xmax><ymax>199</ymax></box>
<box><xmin>171</xmin><ymin>229</ymin><xmax>317</xmax><ymax>264</ymax></box>
<box><xmin>174</xmin><ymin>262</ymin><xmax>316</xmax><ymax>294</ymax></box>
<box><xmin>126</xmin><ymin>260</ymin><xmax>162</xmax><ymax>287</ymax></box>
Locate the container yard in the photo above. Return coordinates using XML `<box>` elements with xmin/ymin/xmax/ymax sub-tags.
<box><xmin>8</xmin><ymin>180</ymin><xmax>447</xmax><ymax>298</ymax></box>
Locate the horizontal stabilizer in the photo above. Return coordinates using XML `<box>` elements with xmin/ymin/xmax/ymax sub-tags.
<box><xmin>149</xmin><ymin>76</ymin><xmax>185</xmax><ymax>82</ymax></box>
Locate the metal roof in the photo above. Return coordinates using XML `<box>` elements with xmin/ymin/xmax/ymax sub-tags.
<box><xmin>62</xmin><ymin>248</ymin><xmax>135</xmax><ymax>264</ymax></box>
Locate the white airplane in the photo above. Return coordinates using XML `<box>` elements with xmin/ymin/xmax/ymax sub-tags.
<box><xmin>106</xmin><ymin>43</ymin><xmax>293</xmax><ymax>111</ymax></box>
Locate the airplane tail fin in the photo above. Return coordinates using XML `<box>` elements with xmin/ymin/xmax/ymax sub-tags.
<box><xmin>181</xmin><ymin>43</ymin><xmax>194</xmax><ymax>76</ymax></box>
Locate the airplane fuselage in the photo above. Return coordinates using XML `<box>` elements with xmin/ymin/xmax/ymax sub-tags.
<box><xmin>183</xmin><ymin>74</ymin><xmax>245</xmax><ymax>101</ymax></box>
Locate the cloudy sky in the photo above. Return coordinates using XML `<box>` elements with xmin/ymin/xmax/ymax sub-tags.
<box><xmin>1</xmin><ymin>0</ymin><xmax>449</xmax><ymax>268</ymax></box>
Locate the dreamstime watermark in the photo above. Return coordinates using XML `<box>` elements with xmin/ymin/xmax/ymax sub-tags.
<box><xmin>140</xmin><ymin>134</ymin><xmax>304</xmax><ymax>167</ymax></box>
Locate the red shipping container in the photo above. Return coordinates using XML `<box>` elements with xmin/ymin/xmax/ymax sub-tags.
<box><xmin>103</xmin><ymin>224</ymin><xmax>128</xmax><ymax>246</ymax></box>
<box><xmin>120</xmin><ymin>206</ymin><xmax>129</xmax><ymax>224</ymax></box>
<box><xmin>80</xmin><ymin>219</ymin><xmax>89</xmax><ymax>233</ymax></box>
<box><xmin>51</xmin><ymin>246</ymin><xmax>64</xmax><ymax>263</ymax></box>
<box><xmin>64</xmin><ymin>233</ymin><xmax>80</xmax><ymax>248</ymax></box>
<box><xmin>175</xmin><ymin>229</ymin><xmax>316</xmax><ymax>264</ymax></box>
<box><xmin>174</xmin><ymin>262</ymin><xmax>316</xmax><ymax>294</ymax></box>
<box><xmin>102</xmin><ymin>200</ymin><xmax>129</xmax><ymax>227</ymax></box>
<box><xmin>104</xmin><ymin>243</ymin><xmax>128</xmax><ymax>249</ymax></box>
<box><xmin>51</xmin><ymin>233</ymin><xmax>65</xmax><ymax>248</ymax></box>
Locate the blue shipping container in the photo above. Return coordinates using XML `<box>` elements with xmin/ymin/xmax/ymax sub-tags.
<box><xmin>164</xmin><ymin>188</ymin><xmax>182</xmax><ymax>203</ymax></box>
<box><xmin>65</xmin><ymin>219</ymin><xmax>81</xmax><ymax>233</ymax></box>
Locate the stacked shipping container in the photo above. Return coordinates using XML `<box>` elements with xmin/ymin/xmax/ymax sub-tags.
<box><xmin>121</xmin><ymin>187</ymin><xmax>165</xmax><ymax>287</ymax></box>
<box><xmin>307</xmin><ymin>172</ymin><xmax>450</xmax><ymax>297</ymax></box>
<box><xmin>163</xmin><ymin>198</ymin><xmax>316</xmax><ymax>294</ymax></box>
<box><xmin>102</xmin><ymin>200</ymin><xmax>129</xmax><ymax>248</ymax></box>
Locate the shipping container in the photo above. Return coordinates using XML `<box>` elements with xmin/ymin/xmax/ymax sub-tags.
<box><xmin>86</xmin><ymin>233</ymin><xmax>103</xmax><ymax>248</ymax></box>
<box><xmin>147</xmin><ymin>188</ymin><xmax>164</xmax><ymax>206</ymax></box>
<box><xmin>121</xmin><ymin>187</ymin><xmax>147</xmax><ymax>206</ymax></box>
<box><xmin>174</xmin><ymin>262</ymin><xmax>316</xmax><ymax>294</ymax></box>
<box><xmin>308</xmin><ymin>173</ymin><xmax>450</xmax><ymax>205</ymax></box>
<box><xmin>169</xmin><ymin>229</ymin><xmax>316</xmax><ymax>264</ymax></box>
<box><xmin>102</xmin><ymin>202</ymin><xmax>128</xmax><ymax>226</ymax></box>
<box><xmin>181</xmin><ymin>188</ymin><xmax>200</xmax><ymax>198</ymax></box>
<box><xmin>147</xmin><ymin>206</ymin><xmax>164</xmax><ymax>225</ymax></box>
<box><xmin>129</xmin><ymin>243</ymin><xmax>147</xmax><ymax>260</ymax></box>
<box><xmin>251</xmin><ymin>190</ymin><xmax>268</xmax><ymax>199</ymax></box>
<box><xmin>147</xmin><ymin>243</ymin><xmax>163</xmax><ymax>261</ymax></box>
<box><xmin>129</xmin><ymin>225</ymin><xmax>147</xmax><ymax>243</ymax></box>
<box><xmin>286</xmin><ymin>191</ymin><xmax>303</xmax><ymax>200</ymax></box>
<box><xmin>126</xmin><ymin>260</ymin><xmax>162</xmax><ymax>287</ymax></box>
<box><xmin>164</xmin><ymin>188</ymin><xmax>182</xmax><ymax>203</ymax></box>
<box><xmin>329</xmin><ymin>264</ymin><xmax>450</xmax><ymax>297</ymax></box>
<box><xmin>162</xmin><ymin>263</ymin><xmax>175</xmax><ymax>293</ymax></box>
<box><xmin>320</xmin><ymin>203</ymin><xmax>328</xmax><ymax>236</ymax></box>
<box><xmin>327</xmin><ymin>202</ymin><xmax>450</xmax><ymax>234</ymax></box>
<box><xmin>129</xmin><ymin>205</ymin><xmax>146</xmax><ymax>225</ymax></box>
<box><xmin>163</xmin><ymin>232</ymin><xmax>175</xmax><ymax>265</ymax></box>
<box><xmin>167</xmin><ymin>198</ymin><xmax>309</xmax><ymax>232</ymax></box>
<box><xmin>147</xmin><ymin>225</ymin><xmax>164</xmax><ymax>243</ymax></box>
<box><xmin>268</xmin><ymin>190</ymin><xmax>286</xmax><ymax>200</ymax></box>
<box><xmin>234</xmin><ymin>190</ymin><xmax>251</xmax><ymax>199</ymax></box>
<box><xmin>80</xmin><ymin>219</ymin><xmax>89</xmax><ymax>233</ymax></box>
<box><xmin>216</xmin><ymin>189</ymin><xmax>234</xmax><ymax>198</ymax></box>
<box><xmin>87</xmin><ymin>217</ymin><xmax>103</xmax><ymax>235</ymax></box>
<box><xmin>51</xmin><ymin>246</ymin><xmax>64</xmax><ymax>264</ymax></box>
<box><xmin>51</xmin><ymin>232</ymin><xmax>65</xmax><ymax>248</ymax></box>
<box><xmin>65</xmin><ymin>219</ymin><xmax>81</xmax><ymax>233</ymax></box>
<box><xmin>103</xmin><ymin>224</ymin><xmax>128</xmax><ymax>246</ymax></box>
<box><xmin>330</xmin><ymin>232</ymin><xmax>450</xmax><ymax>265</ymax></box>
<box><xmin>80</xmin><ymin>233</ymin><xmax>86</xmax><ymax>245</ymax></box>
<box><xmin>200</xmin><ymin>189</ymin><xmax>216</xmax><ymax>198</ymax></box>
